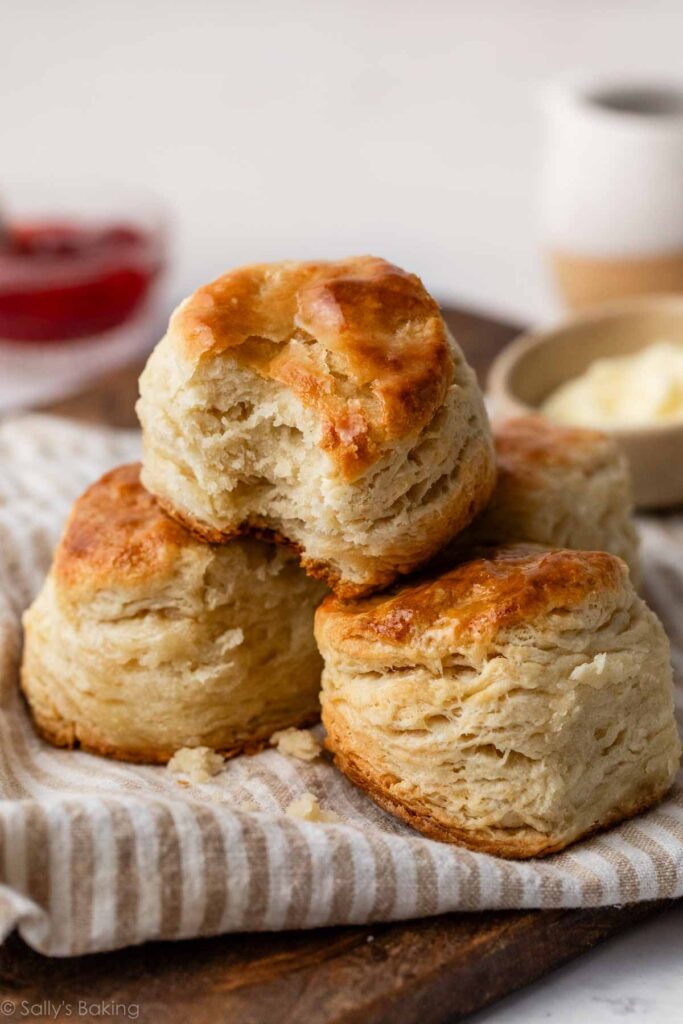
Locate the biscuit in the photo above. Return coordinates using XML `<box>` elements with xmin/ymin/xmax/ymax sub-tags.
<box><xmin>21</xmin><ymin>464</ymin><xmax>326</xmax><ymax>764</ymax></box>
<box><xmin>136</xmin><ymin>256</ymin><xmax>496</xmax><ymax>597</ymax></box>
<box><xmin>456</xmin><ymin>416</ymin><xmax>640</xmax><ymax>579</ymax></box>
<box><xmin>316</xmin><ymin>544</ymin><xmax>680</xmax><ymax>858</ymax></box>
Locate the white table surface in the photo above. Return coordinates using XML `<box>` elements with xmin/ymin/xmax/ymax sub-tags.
<box><xmin>475</xmin><ymin>902</ymin><xmax>683</xmax><ymax>1024</ymax></box>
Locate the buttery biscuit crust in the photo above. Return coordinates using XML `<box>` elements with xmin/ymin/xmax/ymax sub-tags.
<box><xmin>315</xmin><ymin>545</ymin><xmax>626</xmax><ymax>655</ymax></box>
<box><xmin>22</xmin><ymin>465</ymin><xmax>326</xmax><ymax>764</ymax></box>
<box><xmin>323</xmin><ymin>712</ymin><xmax>672</xmax><ymax>859</ymax></box>
<box><xmin>453</xmin><ymin>415</ymin><xmax>641</xmax><ymax>581</ymax></box>
<box><xmin>137</xmin><ymin>255</ymin><xmax>495</xmax><ymax>597</ymax></box>
<box><xmin>318</xmin><ymin>544</ymin><xmax>680</xmax><ymax>858</ymax></box>
<box><xmin>154</xmin><ymin>460</ymin><xmax>497</xmax><ymax>599</ymax></box>
<box><xmin>54</xmin><ymin>463</ymin><xmax>194</xmax><ymax>598</ymax></box>
<box><xmin>29</xmin><ymin>706</ymin><xmax>321</xmax><ymax>766</ymax></box>
<box><xmin>494</xmin><ymin>415</ymin><xmax>623</xmax><ymax>479</ymax></box>
<box><xmin>168</xmin><ymin>256</ymin><xmax>454</xmax><ymax>481</ymax></box>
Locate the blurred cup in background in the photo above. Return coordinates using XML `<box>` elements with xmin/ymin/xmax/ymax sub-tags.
<box><xmin>540</xmin><ymin>75</ymin><xmax>683</xmax><ymax>310</ymax></box>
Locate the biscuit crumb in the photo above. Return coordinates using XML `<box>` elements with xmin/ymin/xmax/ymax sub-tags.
<box><xmin>286</xmin><ymin>792</ymin><xmax>340</xmax><ymax>823</ymax></box>
<box><xmin>204</xmin><ymin>792</ymin><xmax>259</xmax><ymax>811</ymax></box>
<box><xmin>220</xmin><ymin>627</ymin><xmax>244</xmax><ymax>651</ymax></box>
<box><xmin>168</xmin><ymin>746</ymin><xmax>225</xmax><ymax>783</ymax></box>
<box><xmin>270</xmin><ymin>727</ymin><xmax>321</xmax><ymax>761</ymax></box>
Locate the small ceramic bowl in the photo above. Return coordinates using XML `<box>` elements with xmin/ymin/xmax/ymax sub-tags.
<box><xmin>488</xmin><ymin>295</ymin><xmax>683</xmax><ymax>508</ymax></box>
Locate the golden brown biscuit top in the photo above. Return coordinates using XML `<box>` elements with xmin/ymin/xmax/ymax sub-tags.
<box><xmin>316</xmin><ymin>544</ymin><xmax>627</xmax><ymax>654</ymax></box>
<box><xmin>170</xmin><ymin>256</ymin><xmax>454</xmax><ymax>480</ymax></box>
<box><xmin>494</xmin><ymin>416</ymin><xmax>614</xmax><ymax>483</ymax></box>
<box><xmin>54</xmin><ymin>464</ymin><xmax>197</xmax><ymax>597</ymax></box>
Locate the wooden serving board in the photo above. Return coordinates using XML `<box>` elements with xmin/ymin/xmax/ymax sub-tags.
<box><xmin>0</xmin><ymin>305</ymin><xmax>676</xmax><ymax>1023</ymax></box>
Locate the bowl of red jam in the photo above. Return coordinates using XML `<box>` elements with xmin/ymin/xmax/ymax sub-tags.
<box><xmin>0</xmin><ymin>185</ymin><xmax>167</xmax><ymax>343</ymax></box>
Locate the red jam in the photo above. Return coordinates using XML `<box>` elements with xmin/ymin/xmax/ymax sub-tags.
<box><xmin>0</xmin><ymin>221</ymin><xmax>162</xmax><ymax>342</ymax></box>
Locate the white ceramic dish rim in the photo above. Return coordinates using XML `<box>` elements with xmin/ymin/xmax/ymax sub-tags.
<box><xmin>487</xmin><ymin>294</ymin><xmax>683</xmax><ymax>440</ymax></box>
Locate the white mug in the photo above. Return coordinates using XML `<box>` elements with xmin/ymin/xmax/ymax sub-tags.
<box><xmin>540</xmin><ymin>76</ymin><xmax>683</xmax><ymax>309</ymax></box>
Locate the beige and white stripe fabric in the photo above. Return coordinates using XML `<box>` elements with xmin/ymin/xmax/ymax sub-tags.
<box><xmin>0</xmin><ymin>415</ymin><xmax>681</xmax><ymax>957</ymax></box>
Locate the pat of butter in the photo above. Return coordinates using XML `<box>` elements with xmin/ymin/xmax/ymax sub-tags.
<box><xmin>541</xmin><ymin>341</ymin><xmax>683</xmax><ymax>427</ymax></box>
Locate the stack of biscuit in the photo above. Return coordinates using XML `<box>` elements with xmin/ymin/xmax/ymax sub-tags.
<box><xmin>21</xmin><ymin>256</ymin><xmax>681</xmax><ymax>859</ymax></box>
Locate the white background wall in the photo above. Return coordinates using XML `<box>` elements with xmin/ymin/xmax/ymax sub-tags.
<box><xmin>4</xmin><ymin>0</ymin><xmax>683</xmax><ymax>324</ymax></box>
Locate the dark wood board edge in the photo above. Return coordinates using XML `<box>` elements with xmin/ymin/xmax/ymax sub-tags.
<box><xmin>0</xmin><ymin>902</ymin><xmax>675</xmax><ymax>1024</ymax></box>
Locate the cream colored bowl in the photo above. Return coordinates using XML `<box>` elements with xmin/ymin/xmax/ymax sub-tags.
<box><xmin>488</xmin><ymin>295</ymin><xmax>683</xmax><ymax>508</ymax></box>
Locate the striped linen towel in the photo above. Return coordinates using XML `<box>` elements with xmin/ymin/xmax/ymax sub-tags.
<box><xmin>0</xmin><ymin>415</ymin><xmax>681</xmax><ymax>957</ymax></box>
